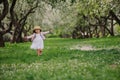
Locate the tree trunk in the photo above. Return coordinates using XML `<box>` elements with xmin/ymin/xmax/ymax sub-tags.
<box><xmin>10</xmin><ymin>3</ymin><xmax>38</xmax><ymax>43</ymax></box>
<box><xmin>11</xmin><ymin>22</ymin><xmax>21</xmax><ymax>43</ymax></box>
<box><xmin>95</xmin><ymin>26</ymin><xmax>99</xmax><ymax>38</ymax></box>
<box><xmin>101</xmin><ymin>26</ymin><xmax>105</xmax><ymax>37</ymax></box>
<box><xmin>110</xmin><ymin>17</ymin><xmax>114</xmax><ymax>36</ymax></box>
<box><xmin>72</xmin><ymin>30</ymin><xmax>78</xmax><ymax>39</ymax></box>
<box><xmin>88</xmin><ymin>26</ymin><xmax>92</xmax><ymax>38</ymax></box>
<box><xmin>0</xmin><ymin>34</ymin><xmax>5</xmax><ymax>47</ymax></box>
<box><xmin>16</xmin><ymin>25</ymin><xmax>24</xmax><ymax>42</ymax></box>
<box><xmin>0</xmin><ymin>0</ymin><xmax>9</xmax><ymax>47</ymax></box>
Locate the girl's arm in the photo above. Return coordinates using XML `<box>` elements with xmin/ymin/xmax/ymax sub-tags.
<box><xmin>26</xmin><ymin>34</ymin><xmax>34</xmax><ymax>39</ymax></box>
<box><xmin>42</xmin><ymin>31</ymin><xmax>50</xmax><ymax>35</ymax></box>
<box><xmin>42</xmin><ymin>29</ymin><xmax>52</xmax><ymax>35</ymax></box>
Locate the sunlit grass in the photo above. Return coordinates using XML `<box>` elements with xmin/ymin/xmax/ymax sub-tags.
<box><xmin>0</xmin><ymin>37</ymin><xmax>120</xmax><ymax>80</ymax></box>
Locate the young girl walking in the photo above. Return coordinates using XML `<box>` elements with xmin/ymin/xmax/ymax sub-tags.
<box><xmin>26</xmin><ymin>26</ymin><xmax>50</xmax><ymax>56</ymax></box>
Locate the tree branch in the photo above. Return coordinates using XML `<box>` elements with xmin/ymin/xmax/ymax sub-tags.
<box><xmin>0</xmin><ymin>0</ymin><xmax>9</xmax><ymax>21</ymax></box>
<box><xmin>2</xmin><ymin>0</ymin><xmax>17</xmax><ymax>34</ymax></box>
<box><xmin>10</xmin><ymin>0</ymin><xmax>17</xmax><ymax>23</ymax></box>
<box><xmin>19</xmin><ymin>5</ymin><xmax>38</xmax><ymax>24</ymax></box>
<box><xmin>109</xmin><ymin>10</ymin><xmax>120</xmax><ymax>25</ymax></box>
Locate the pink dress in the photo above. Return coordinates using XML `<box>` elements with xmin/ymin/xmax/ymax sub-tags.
<box><xmin>27</xmin><ymin>31</ymin><xmax>49</xmax><ymax>50</ymax></box>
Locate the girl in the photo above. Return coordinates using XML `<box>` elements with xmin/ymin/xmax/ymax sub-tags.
<box><xmin>26</xmin><ymin>26</ymin><xmax>50</xmax><ymax>56</ymax></box>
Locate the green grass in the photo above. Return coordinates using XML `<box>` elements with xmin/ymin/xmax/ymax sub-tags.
<box><xmin>0</xmin><ymin>37</ymin><xmax>120</xmax><ymax>80</ymax></box>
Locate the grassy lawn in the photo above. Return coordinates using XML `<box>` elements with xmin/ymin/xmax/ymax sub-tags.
<box><xmin>0</xmin><ymin>37</ymin><xmax>120</xmax><ymax>80</ymax></box>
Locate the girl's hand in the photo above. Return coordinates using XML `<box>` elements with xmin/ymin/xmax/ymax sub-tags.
<box><xmin>49</xmin><ymin>29</ymin><xmax>53</xmax><ymax>34</ymax></box>
<box><xmin>24</xmin><ymin>36</ymin><xmax>28</xmax><ymax>41</ymax></box>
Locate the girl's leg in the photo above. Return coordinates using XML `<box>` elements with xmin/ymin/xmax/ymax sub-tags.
<box><xmin>39</xmin><ymin>49</ymin><xmax>42</xmax><ymax>55</ymax></box>
<box><xmin>37</xmin><ymin>49</ymin><xmax>42</xmax><ymax>56</ymax></box>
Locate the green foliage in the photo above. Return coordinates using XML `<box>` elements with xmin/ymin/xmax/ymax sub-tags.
<box><xmin>0</xmin><ymin>37</ymin><xmax>120</xmax><ymax>80</ymax></box>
